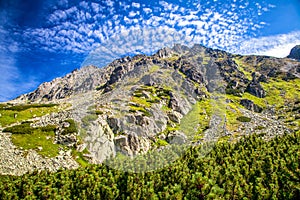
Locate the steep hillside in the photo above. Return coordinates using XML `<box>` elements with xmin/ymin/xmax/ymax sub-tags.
<box><xmin>1</xmin><ymin>44</ymin><xmax>300</xmax><ymax>175</ymax></box>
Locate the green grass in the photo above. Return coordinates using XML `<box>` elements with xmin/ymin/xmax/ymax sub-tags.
<box><xmin>4</xmin><ymin>122</ymin><xmax>60</xmax><ymax>157</ymax></box>
<box><xmin>155</xmin><ymin>139</ymin><xmax>169</xmax><ymax>147</ymax></box>
<box><xmin>241</xmin><ymin>92</ymin><xmax>267</xmax><ymax>108</ymax></box>
<box><xmin>225</xmin><ymin>102</ymin><xmax>242</xmax><ymax>131</ymax></box>
<box><xmin>62</xmin><ymin>119</ymin><xmax>77</xmax><ymax>135</ymax></box>
<box><xmin>165</xmin><ymin>55</ymin><xmax>179</xmax><ymax>62</ymax></box>
<box><xmin>2</xmin><ymin>103</ymin><xmax>57</xmax><ymax>112</ymax></box>
<box><xmin>161</xmin><ymin>105</ymin><xmax>171</xmax><ymax>112</ymax></box>
<box><xmin>202</xmin><ymin>56</ymin><xmax>211</xmax><ymax>65</ymax></box>
<box><xmin>178</xmin><ymin>70</ymin><xmax>187</xmax><ymax>79</ymax></box>
<box><xmin>129</xmin><ymin>106</ymin><xmax>151</xmax><ymax>117</ymax></box>
<box><xmin>71</xmin><ymin>149</ymin><xmax>90</xmax><ymax>167</ymax></box>
<box><xmin>81</xmin><ymin>114</ymin><xmax>98</xmax><ymax>127</ymax></box>
<box><xmin>179</xmin><ymin>100</ymin><xmax>212</xmax><ymax>139</ymax></box>
<box><xmin>149</xmin><ymin>65</ymin><xmax>160</xmax><ymax>73</ymax></box>
<box><xmin>233</xmin><ymin>57</ymin><xmax>254</xmax><ymax>80</ymax></box>
<box><xmin>3</xmin><ymin>122</ymin><xmax>35</xmax><ymax>134</ymax></box>
<box><xmin>131</xmin><ymin>97</ymin><xmax>152</xmax><ymax>108</ymax></box>
<box><xmin>0</xmin><ymin>104</ymin><xmax>59</xmax><ymax>127</ymax></box>
<box><xmin>262</xmin><ymin>78</ymin><xmax>300</xmax><ymax>108</ymax></box>
<box><xmin>11</xmin><ymin>128</ymin><xmax>61</xmax><ymax>158</ymax></box>
<box><xmin>227</xmin><ymin>78</ymin><xmax>300</xmax><ymax>109</ymax></box>
<box><xmin>236</xmin><ymin>116</ymin><xmax>251</xmax><ymax>122</ymax></box>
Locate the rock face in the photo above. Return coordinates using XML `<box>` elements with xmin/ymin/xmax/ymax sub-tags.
<box><xmin>288</xmin><ymin>45</ymin><xmax>300</xmax><ymax>60</ymax></box>
<box><xmin>84</xmin><ymin>116</ymin><xmax>115</xmax><ymax>163</ymax></box>
<box><xmin>240</xmin><ymin>99</ymin><xmax>263</xmax><ymax>113</ymax></box>
<box><xmin>245</xmin><ymin>81</ymin><xmax>266</xmax><ymax>98</ymax></box>
<box><xmin>2</xmin><ymin>44</ymin><xmax>299</xmax><ymax>175</ymax></box>
<box><xmin>16</xmin><ymin>65</ymin><xmax>111</xmax><ymax>102</ymax></box>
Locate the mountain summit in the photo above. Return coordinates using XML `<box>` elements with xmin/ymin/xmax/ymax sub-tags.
<box><xmin>287</xmin><ymin>45</ymin><xmax>300</xmax><ymax>60</ymax></box>
<box><xmin>1</xmin><ymin>44</ymin><xmax>300</xmax><ymax>175</ymax></box>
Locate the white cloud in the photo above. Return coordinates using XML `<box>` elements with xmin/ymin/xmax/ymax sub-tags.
<box><xmin>18</xmin><ymin>0</ymin><xmax>281</xmax><ymax>62</ymax></box>
<box><xmin>132</xmin><ymin>2</ymin><xmax>140</xmax><ymax>8</ymax></box>
<box><xmin>143</xmin><ymin>8</ymin><xmax>152</xmax><ymax>14</ymax></box>
<box><xmin>128</xmin><ymin>11</ymin><xmax>137</xmax><ymax>18</ymax></box>
<box><xmin>105</xmin><ymin>0</ymin><xmax>114</xmax><ymax>7</ymax></box>
<box><xmin>91</xmin><ymin>2</ymin><xmax>100</xmax><ymax>13</ymax></box>
<box><xmin>234</xmin><ymin>31</ymin><xmax>300</xmax><ymax>58</ymax></box>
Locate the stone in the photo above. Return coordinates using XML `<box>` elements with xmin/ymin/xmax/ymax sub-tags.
<box><xmin>257</xmin><ymin>74</ymin><xmax>268</xmax><ymax>83</ymax></box>
<box><xmin>155</xmin><ymin>47</ymin><xmax>173</xmax><ymax>58</ymax></box>
<box><xmin>245</xmin><ymin>81</ymin><xmax>266</xmax><ymax>98</ymax></box>
<box><xmin>62</xmin><ymin>122</ymin><xmax>70</xmax><ymax>128</ymax></box>
<box><xmin>240</xmin><ymin>99</ymin><xmax>263</xmax><ymax>113</ymax></box>
<box><xmin>168</xmin><ymin>111</ymin><xmax>183</xmax><ymax>123</ymax></box>
<box><xmin>168</xmin><ymin>93</ymin><xmax>191</xmax><ymax>115</ymax></box>
<box><xmin>84</xmin><ymin>117</ymin><xmax>115</xmax><ymax>163</ymax></box>
<box><xmin>167</xmin><ymin>131</ymin><xmax>187</xmax><ymax>145</ymax></box>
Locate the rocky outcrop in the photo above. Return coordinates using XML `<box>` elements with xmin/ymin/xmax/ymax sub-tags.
<box><xmin>114</xmin><ymin>134</ymin><xmax>151</xmax><ymax>156</ymax></box>
<box><xmin>245</xmin><ymin>81</ymin><xmax>266</xmax><ymax>98</ymax></box>
<box><xmin>83</xmin><ymin>116</ymin><xmax>115</xmax><ymax>163</ymax></box>
<box><xmin>31</xmin><ymin>111</ymin><xmax>72</xmax><ymax>127</ymax></box>
<box><xmin>244</xmin><ymin>72</ymin><xmax>266</xmax><ymax>98</ymax></box>
<box><xmin>287</xmin><ymin>45</ymin><xmax>300</xmax><ymax>60</ymax></box>
<box><xmin>155</xmin><ymin>47</ymin><xmax>173</xmax><ymax>58</ymax></box>
<box><xmin>240</xmin><ymin>99</ymin><xmax>263</xmax><ymax>113</ymax></box>
<box><xmin>15</xmin><ymin>65</ymin><xmax>110</xmax><ymax>102</ymax></box>
<box><xmin>166</xmin><ymin>131</ymin><xmax>187</xmax><ymax>144</ymax></box>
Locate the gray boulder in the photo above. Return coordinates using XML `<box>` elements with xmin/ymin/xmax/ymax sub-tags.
<box><xmin>240</xmin><ymin>99</ymin><xmax>263</xmax><ymax>113</ymax></box>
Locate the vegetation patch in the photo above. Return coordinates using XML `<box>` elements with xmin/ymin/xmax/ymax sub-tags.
<box><xmin>81</xmin><ymin>114</ymin><xmax>98</xmax><ymax>128</ymax></box>
<box><xmin>71</xmin><ymin>148</ymin><xmax>90</xmax><ymax>167</ymax></box>
<box><xmin>3</xmin><ymin>122</ymin><xmax>35</xmax><ymax>134</ymax></box>
<box><xmin>262</xmin><ymin>78</ymin><xmax>300</xmax><ymax>108</ymax></box>
<box><xmin>165</xmin><ymin>55</ymin><xmax>179</xmax><ymax>62</ymax></box>
<box><xmin>241</xmin><ymin>92</ymin><xmax>266</xmax><ymax>108</ymax></box>
<box><xmin>0</xmin><ymin>104</ymin><xmax>59</xmax><ymax>127</ymax></box>
<box><xmin>2</xmin><ymin>104</ymin><xmax>57</xmax><ymax>112</ymax></box>
<box><xmin>236</xmin><ymin>116</ymin><xmax>251</xmax><ymax>122</ymax></box>
<box><xmin>225</xmin><ymin>87</ymin><xmax>242</xmax><ymax>97</ymax></box>
<box><xmin>233</xmin><ymin>57</ymin><xmax>254</xmax><ymax>80</ymax></box>
<box><xmin>9</xmin><ymin>124</ymin><xmax>60</xmax><ymax>158</ymax></box>
<box><xmin>129</xmin><ymin>105</ymin><xmax>151</xmax><ymax>117</ymax></box>
<box><xmin>179</xmin><ymin>100</ymin><xmax>211</xmax><ymax>139</ymax></box>
<box><xmin>155</xmin><ymin>138</ymin><xmax>169</xmax><ymax>147</ymax></box>
<box><xmin>131</xmin><ymin>96</ymin><xmax>152</xmax><ymax>108</ymax></box>
<box><xmin>130</xmin><ymin>85</ymin><xmax>174</xmax><ymax>117</ymax></box>
<box><xmin>62</xmin><ymin>119</ymin><xmax>77</xmax><ymax>135</ymax></box>
<box><xmin>225</xmin><ymin>102</ymin><xmax>242</xmax><ymax>131</ymax></box>
<box><xmin>149</xmin><ymin>65</ymin><xmax>160</xmax><ymax>73</ymax></box>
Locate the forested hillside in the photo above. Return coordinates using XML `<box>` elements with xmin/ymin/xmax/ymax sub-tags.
<box><xmin>1</xmin><ymin>132</ymin><xmax>299</xmax><ymax>199</ymax></box>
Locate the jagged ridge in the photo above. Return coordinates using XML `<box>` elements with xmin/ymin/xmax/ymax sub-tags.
<box><xmin>2</xmin><ymin>44</ymin><xmax>300</xmax><ymax>175</ymax></box>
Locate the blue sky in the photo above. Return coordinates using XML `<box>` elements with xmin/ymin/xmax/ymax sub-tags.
<box><xmin>0</xmin><ymin>0</ymin><xmax>300</xmax><ymax>102</ymax></box>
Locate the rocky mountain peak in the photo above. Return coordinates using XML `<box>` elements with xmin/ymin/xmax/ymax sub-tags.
<box><xmin>287</xmin><ymin>45</ymin><xmax>300</xmax><ymax>60</ymax></box>
<box><xmin>15</xmin><ymin>65</ymin><xmax>105</xmax><ymax>103</ymax></box>
<box><xmin>1</xmin><ymin>44</ymin><xmax>300</xmax><ymax>175</ymax></box>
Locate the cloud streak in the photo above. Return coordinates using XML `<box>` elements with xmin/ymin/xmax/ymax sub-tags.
<box><xmin>233</xmin><ymin>31</ymin><xmax>300</xmax><ymax>57</ymax></box>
